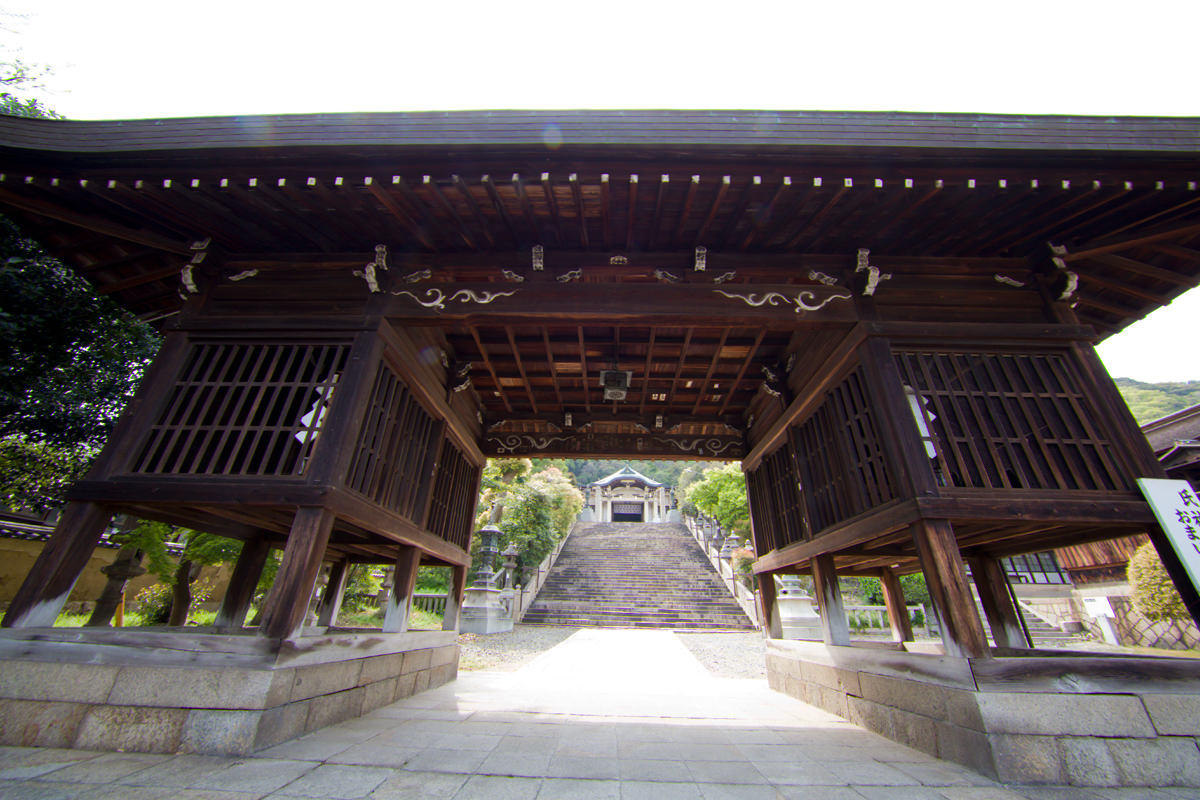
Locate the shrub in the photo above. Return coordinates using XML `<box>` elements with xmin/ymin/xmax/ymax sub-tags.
<box><xmin>1128</xmin><ymin>542</ymin><xmax>1189</xmax><ymax>621</ymax></box>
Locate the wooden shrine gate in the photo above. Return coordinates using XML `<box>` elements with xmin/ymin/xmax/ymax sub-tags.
<box><xmin>1</xmin><ymin>111</ymin><xmax>1199</xmax><ymax>772</ymax></box>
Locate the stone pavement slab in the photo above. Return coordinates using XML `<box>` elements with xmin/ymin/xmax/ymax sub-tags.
<box><xmin>1</xmin><ymin>628</ymin><xmax>1198</xmax><ymax>798</ymax></box>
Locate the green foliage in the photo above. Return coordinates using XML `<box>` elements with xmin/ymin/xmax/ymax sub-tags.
<box><xmin>112</xmin><ymin>519</ymin><xmax>177</xmax><ymax>585</ymax></box>
<box><xmin>131</xmin><ymin>579</ymin><xmax>213</xmax><ymax>625</ymax></box>
<box><xmin>416</xmin><ymin>566</ymin><xmax>451</xmax><ymax>593</ymax></box>
<box><xmin>0</xmin><ymin>235</ymin><xmax>162</xmax><ymax>450</ymax></box>
<box><xmin>0</xmin><ymin>435</ymin><xmax>91</xmax><ymax>513</ymax></box>
<box><xmin>1128</xmin><ymin>542</ymin><xmax>1189</xmax><ymax>621</ymax></box>
<box><xmin>1115</xmin><ymin>378</ymin><xmax>1200</xmax><ymax>425</ymax></box>
<box><xmin>527</xmin><ymin>466</ymin><xmax>584</xmax><ymax>540</ymax></box>
<box><xmin>857</xmin><ymin>574</ymin><xmax>931</xmax><ymax>607</ymax></box>
<box><xmin>341</xmin><ymin>564</ymin><xmax>383</xmax><ymax>612</ymax></box>
<box><xmin>685</xmin><ymin>463</ymin><xmax>750</xmax><ymax>536</ymax></box>
<box><xmin>182</xmin><ymin>531</ymin><xmax>241</xmax><ymax>567</ymax></box>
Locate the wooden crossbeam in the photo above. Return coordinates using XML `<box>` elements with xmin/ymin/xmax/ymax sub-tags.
<box><xmin>1063</xmin><ymin>221</ymin><xmax>1200</xmax><ymax>262</ymax></box>
<box><xmin>0</xmin><ymin>185</ymin><xmax>191</xmax><ymax>255</ymax></box>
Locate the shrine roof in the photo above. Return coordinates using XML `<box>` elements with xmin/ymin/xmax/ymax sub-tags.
<box><xmin>0</xmin><ymin>109</ymin><xmax>1198</xmax><ymax>337</ymax></box>
<box><xmin>592</xmin><ymin>464</ymin><xmax>664</xmax><ymax>488</ymax></box>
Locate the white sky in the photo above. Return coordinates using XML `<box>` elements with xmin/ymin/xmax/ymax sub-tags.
<box><xmin>2</xmin><ymin>0</ymin><xmax>1198</xmax><ymax>381</ymax></box>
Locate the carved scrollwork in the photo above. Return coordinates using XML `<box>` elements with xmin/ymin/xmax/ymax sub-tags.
<box><xmin>654</xmin><ymin>269</ymin><xmax>682</xmax><ymax>284</ymax></box>
<box><xmin>713</xmin><ymin>288</ymin><xmax>852</xmax><ymax>313</ymax></box>
<box><xmin>392</xmin><ymin>287</ymin><xmax>519</xmax><ymax>311</ymax></box>
<box><xmin>557</xmin><ymin>269</ymin><xmax>583</xmax><ymax>283</ymax></box>
<box><xmin>501</xmin><ymin>269</ymin><xmax>525</xmax><ymax>283</ymax></box>
<box><xmin>180</xmin><ymin>237</ymin><xmax>211</xmax><ymax>295</ymax></box>
<box><xmin>489</xmin><ymin>434</ymin><xmax>573</xmax><ymax>454</ymax></box>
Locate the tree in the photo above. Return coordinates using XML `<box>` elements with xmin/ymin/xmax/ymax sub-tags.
<box><xmin>1128</xmin><ymin>542</ymin><xmax>1189</xmax><ymax>621</ymax></box>
<box><xmin>0</xmin><ymin>69</ymin><xmax>161</xmax><ymax>514</ymax></box>
<box><xmin>685</xmin><ymin>463</ymin><xmax>750</xmax><ymax>536</ymax></box>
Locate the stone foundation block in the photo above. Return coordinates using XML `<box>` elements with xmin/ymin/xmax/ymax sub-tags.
<box><xmin>976</xmin><ymin>692</ymin><xmax>1156</xmax><ymax>737</ymax></box>
<box><xmin>180</xmin><ymin>709</ymin><xmax>260</xmax><ymax>755</ymax></box>
<box><xmin>431</xmin><ymin>645</ymin><xmax>457</xmax><ymax>667</ymax></box>
<box><xmin>108</xmin><ymin>666</ymin><xmax>292</xmax><ymax>710</ymax></box>
<box><xmin>0</xmin><ymin>698</ymin><xmax>89</xmax><ymax>748</ymax></box>
<box><xmin>363</xmin><ymin>678</ymin><xmax>397</xmax><ymax>712</ymax></box>
<box><xmin>291</xmin><ymin>660</ymin><xmax>363</xmax><ymax>702</ymax></box>
<box><xmin>846</xmin><ymin>696</ymin><xmax>894</xmax><ymax>741</ymax></box>
<box><xmin>254</xmin><ymin>700</ymin><xmax>310</xmax><ymax>751</ymax></box>
<box><xmin>414</xmin><ymin>670</ymin><xmax>431</xmax><ymax>694</ymax></box>
<box><xmin>1059</xmin><ymin>736</ymin><xmax>1121</xmax><ymax>787</ymax></box>
<box><xmin>891</xmin><ymin>706</ymin><xmax>938</xmax><ymax>755</ymax></box>
<box><xmin>402</xmin><ymin>648</ymin><xmax>433</xmax><ymax>674</ymax></box>
<box><xmin>990</xmin><ymin>734</ymin><xmax>1064</xmax><ymax>785</ymax></box>
<box><xmin>1107</xmin><ymin>736</ymin><xmax>1200</xmax><ymax>787</ymax></box>
<box><xmin>0</xmin><ymin>661</ymin><xmax>118</xmax><ymax>703</ymax></box>
<box><xmin>306</xmin><ymin>687</ymin><xmax>366</xmax><ymax>732</ymax></box>
<box><xmin>76</xmin><ymin>706</ymin><xmax>187</xmax><ymax>753</ymax></box>
<box><xmin>935</xmin><ymin>723</ymin><xmax>997</xmax><ymax>780</ymax></box>
<box><xmin>860</xmin><ymin>673</ymin><xmax>947</xmax><ymax>719</ymax></box>
<box><xmin>394</xmin><ymin>672</ymin><xmax>418</xmax><ymax>701</ymax></box>
<box><xmin>1142</xmin><ymin>694</ymin><xmax>1200</xmax><ymax>736</ymax></box>
<box><xmin>359</xmin><ymin>654</ymin><xmax>404</xmax><ymax>686</ymax></box>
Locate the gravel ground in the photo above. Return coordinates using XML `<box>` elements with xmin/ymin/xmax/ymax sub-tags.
<box><xmin>456</xmin><ymin>625</ymin><xmax>580</xmax><ymax>671</ymax></box>
<box><xmin>457</xmin><ymin>624</ymin><xmax>769</xmax><ymax>679</ymax></box>
<box><xmin>676</xmin><ymin>631</ymin><xmax>767</xmax><ymax>679</ymax></box>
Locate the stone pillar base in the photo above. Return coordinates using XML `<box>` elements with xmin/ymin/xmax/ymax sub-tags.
<box><xmin>0</xmin><ymin>627</ymin><xmax>458</xmax><ymax>755</ymax></box>
<box><xmin>766</xmin><ymin>639</ymin><xmax>1200</xmax><ymax>788</ymax></box>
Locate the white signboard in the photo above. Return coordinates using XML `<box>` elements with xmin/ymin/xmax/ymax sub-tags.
<box><xmin>1081</xmin><ymin>595</ymin><xmax>1114</xmax><ymax>619</ymax></box>
<box><xmin>1136</xmin><ymin>478</ymin><xmax>1200</xmax><ymax>597</ymax></box>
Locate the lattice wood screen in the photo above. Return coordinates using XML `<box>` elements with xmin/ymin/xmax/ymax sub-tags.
<box><xmin>132</xmin><ymin>341</ymin><xmax>349</xmax><ymax>477</ymax></box>
<box><xmin>346</xmin><ymin>362</ymin><xmax>440</xmax><ymax>521</ymax></box>
<box><xmin>791</xmin><ymin>366</ymin><xmax>896</xmax><ymax>534</ymax></box>
<box><xmin>747</xmin><ymin>445</ymin><xmax>808</xmax><ymax>555</ymax></box>
<box><xmin>893</xmin><ymin>349</ymin><xmax>1132</xmax><ymax>491</ymax></box>
<box><xmin>426</xmin><ymin>440</ymin><xmax>479</xmax><ymax>551</ymax></box>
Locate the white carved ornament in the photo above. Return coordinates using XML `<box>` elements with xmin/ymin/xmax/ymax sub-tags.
<box><xmin>713</xmin><ymin>288</ymin><xmax>853</xmax><ymax>313</ymax></box>
<box><xmin>392</xmin><ymin>287</ymin><xmax>519</xmax><ymax>311</ymax></box>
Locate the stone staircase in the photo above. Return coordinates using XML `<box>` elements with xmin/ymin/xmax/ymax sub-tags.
<box><xmin>521</xmin><ymin>521</ymin><xmax>756</xmax><ymax>630</ymax></box>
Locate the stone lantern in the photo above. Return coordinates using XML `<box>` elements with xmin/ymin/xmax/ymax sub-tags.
<box><xmin>459</xmin><ymin>525</ymin><xmax>514</xmax><ymax>634</ymax></box>
<box><xmin>776</xmin><ymin>574</ymin><xmax>822</xmax><ymax>640</ymax></box>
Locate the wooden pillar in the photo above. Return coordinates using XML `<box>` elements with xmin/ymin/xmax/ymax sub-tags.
<box><xmin>911</xmin><ymin>519</ymin><xmax>989</xmax><ymax>658</ymax></box>
<box><xmin>382</xmin><ymin>545</ymin><xmax>421</xmax><ymax>633</ymax></box>
<box><xmin>442</xmin><ymin>564</ymin><xmax>468</xmax><ymax>631</ymax></box>
<box><xmin>811</xmin><ymin>554</ymin><xmax>850</xmax><ymax>646</ymax></box>
<box><xmin>879</xmin><ymin>567</ymin><xmax>914</xmax><ymax>643</ymax></box>
<box><xmin>757</xmin><ymin>572</ymin><xmax>782</xmax><ymax>639</ymax></box>
<box><xmin>258</xmin><ymin>507</ymin><xmax>335</xmax><ymax>640</ymax></box>
<box><xmin>214</xmin><ymin>537</ymin><xmax>272</xmax><ymax>629</ymax></box>
<box><xmin>969</xmin><ymin>555</ymin><xmax>1031</xmax><ymax>650</ymax></box>
<box><xmin>315</xmin><ymin>558</ymin><xmax>351</xmax><ymax>628</ymax></box>
<box><xmin>2</xmin><ymin>502</ymin><xmax>114</xmax><ymax>628</ymax></box>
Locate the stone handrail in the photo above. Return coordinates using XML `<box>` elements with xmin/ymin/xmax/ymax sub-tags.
<box><xmin>509</xmin><ymin>522</ymin><xmax>576</xmax><ymax>623</ymax></box>
<box><xmin>683</xmin><ymin>515</ymin><xmax>761</xmax><ymax>627</ymax></box>
<box><xmin>412</xmin><ymin>593</ymin><xmax>448</xmax><ymax>615</ymax></box>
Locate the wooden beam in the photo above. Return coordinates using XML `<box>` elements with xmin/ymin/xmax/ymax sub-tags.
<box><xmin>214</xmin><ymin>536</ymin><xmax>272</xmax><ymax>629</ymax></box>
<box><xmin>366</xmin><ymin>180</ymin><xmax>437</xmax><ymax>251</ymax></box>
<box><xmin>505</xmin><ymin>325</ymin><xmax>538</xmax><ymax>413</ymax></box>
<box><xmin>315</xmin><ymin>557</ymin><xmax>351</xmax><ymax>627</ymax></box>
<box><xmin>648</xmin><ymin>173</ymin><xmax>669</xmax><ymax>250</ymax></box>
<box><xmin>452</xmin><ymin>175</ymin><xmax>495</xmax><ymax>248</ymax></box>
<box><xmin>569</xmin><ymin>173</ymin><xmax>589</xmax><ymax>248</ymax></box>
<box><xmin>542</xmin><ymin>172</ymin><xmax>566</xmax><ymax>246</ymax></box>
<box><xmin>694</xmin><ymin>175</ymin><xmax>730</xmax><ymax>246</ymax></box>
<box><xmin>879</xmin><ymin>566</ymin><xmax>914</xmax><ymax>643</ymax></box>
<box><xmin>259</xmin><ymin>506</ymin><xmax>335</xmax><ymax>640</ymax></box>
<box><xmin>811</xmin><ymin>553</ymin><xmax>850</xmax><ymax>646</ymax></box>
<box><xmin>484</xmin><ymin>430</ymin><xmax>743</xmax><ymax>459</ymax></box>
<box><xmin>911</xmin><ymin>518</ymin><xmax>988</xmax><ymax>659</ymax></box>
<box><xmin>672</xmin><ymin>174</ymin><xmax>700</xmax><ymax>248</ymax></box>
<box><xmin>0</xmin><ymin>186</ymin><xmax>192</xmax><ymax>255</ymax></box>
<box><xmin>425</xmin><ymin>176</ymin><xmax>477</xmax><ymax>249</ymax></box>
<box><xmin>511</xmin><ymin>174</ymin><xmax>541</xmax><ymax>242</ymax></box>
<box><xmin>382</xmin><ymin>544</ymin><xmax>421</xmax><ymax>632</ymax></box>
<box><xmin>968</xmin><ymin>555</ymin><xmax>1030</xmax><ymax>649</ymax></box>
<box><xmin>691</xmin><ymin>330</ymin><xmax>729</xmax><ymax>416</ymax></box>
<box><xmin>480</xmin><ymin>174</ymin><xmax>520</xmax><ymax>247</ymax></box>
<box><xmin>1085</xmin><ymin>253</ymin><xmax>1197</xmax><ymax>288</ymax></box>
<box><xmin>1063</xmin><ymin>221</ymin><xmax>1200</xmax><ymax>262</ymax></box>
<box><xmin>626</xmin><ymin>174</ymin><xmax>639</xmax><ymax>251</ymax></box>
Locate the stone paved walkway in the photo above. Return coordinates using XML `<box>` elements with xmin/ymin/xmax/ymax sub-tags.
<box><xmin>1</xmin><ymin>628</ymin><xmax>1196</xmax><ymax>799</ymax></box>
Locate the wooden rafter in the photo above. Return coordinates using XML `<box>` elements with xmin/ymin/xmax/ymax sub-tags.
<box><xmin>716</xmin><ymin>330</ymin><xmax>766</xmax><ymax>417</ymax></box>
<box><xmin>691</xmin><ymin>329</ymin><xmax>728</xmax><ymax>416</ymax></box>
<box><xmin>366</xmin><ymin>179</ymin><xmax>437</xmax><ymax>251</ymax></box>
<box><xmin>577</xmin><ymin>327</ymin><xmax>592</xmax><ymax>414</ymax></box>
<box><xmin>740</xmin><ymin>176</ymin><xmax>791</xmax><ymax>251</ymax></box>
<box><xmin>424</xmin><ymin>176</ymin><xmax>477</xmax><ymax>249</ymax></box>
<box><xmin>694</xmin><ymin>175</ymin><xmax>730</xmax><ymax>246</ymax></box>
<box><xmin>542</xmin><ymin>328</ymin><xmax>563</xmax><ymax>409</ymax></box>
<box><xmin>625</xmin><ymin>174</ymin><xmax>639</xmax><ymax>251</ymax></box>
<box><xmin>480</xmin><ymin>175</ymin><xmax>520</xmax><ymax>247</ymax></box>
<box><xmin>637</xmin><ymin>328</ymin><xmax>658</xmax><ymax>416</ymax></box>
<box><xmin>470</xmin><ymin>326</ymin><xmax>512</xmax><ymax>414</ymax></box>
<box><xmin>541</xmin><ymin>173</ymin><xmax>565</xmax><ymax>246</ymax></box>
<box><xmin>568</xmin><ymin>173</ymin><xmax>588</xmax><ymax>248</ymax></box>
<box><xmin>672</xmin><ymin>174</ymin><xmax>700</xmax><ymax>249</ymax></box>
<box><xmin>452</xmin><ymin>175</ymin><xmax>495</xmax><ymax>248</ymax></box>
<box><xmin>511</xmin><ymin>174</ymin><xmax>540</xmax><ymax>242</ymax></box>
<box><xmin>505</xmin><ymin>326</ymin><xmax>538</xmax><ymax>413</ymax></box>
<box><xmin>648</xmin><ymin>174</ymin><xmax>669</xmax><ymax>250</ymax></box>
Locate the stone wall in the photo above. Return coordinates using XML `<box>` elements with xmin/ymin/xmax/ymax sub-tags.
<box><xmin>1106</xmin><ymin>596</ymin><xmax>1200</xmax><ymax>651</ymax></box>
<box><xmin>767</xmin><ymin>639</ymin><xmax>1200</xmax><ymax>788</ymax></box>
<box><xmin>0</xmin><ymin>629</ymin><xmax>457</xmax><ymax>755</ymax></box>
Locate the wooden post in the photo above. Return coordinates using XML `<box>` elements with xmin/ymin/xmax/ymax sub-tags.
<box><xmin>969</xmin><ymin>555</ymin><xmax>1031</xmax><ymax>650</ymax></box>
<box><xmin>811</xmin><ymin>554</ymin><xmax>850</xmax><ymax>646</ymax></box>
<box><xmin>911</xmin><ymin>519</ymin><xmax>989</xmax><ymax>658</ymax></box>
<box><xmin>442</xmin><ymin>564</ymin><xmax>468</xmax><ymax>631</ymax></box>
<box><xmin>214</xmin><ymin>537</ymin><xmax>272</xmax><ymax>629</ymax></box>
<box><xmin>315</xmin><ymin>558</ymin><xmax>351</xmax><ymax>628</ymax></box>
<box><xmin>879</xmin><ymin>567</ymin><xmax>914</xmax><ymax>643</ymax></box>
<box><xmin>2</xmin><ymin>502</ymin><xmax>114</xmax><ymax>628</ymax></box>
<box><xmin>382</xmin><ymin>544</ymin><xmax>421</xmax><ymax>633</ymax></box>
<box><xmin>258</xmin><ymin>507</ymin><xmax>335</xmax><ymax>640</ymax></box>
<box><xmin>757</xmin><ymin>571</ymin><xmax>782</xmax><ymax>638</ymax></box>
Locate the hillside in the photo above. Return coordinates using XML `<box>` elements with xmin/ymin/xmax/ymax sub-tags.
<box><xmin>1115</xmin><ymin>378</ymin><xmax>1200</xmax><ymax>425</ymax></box>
